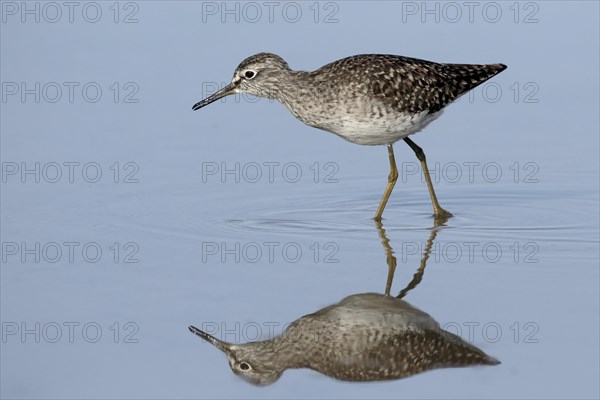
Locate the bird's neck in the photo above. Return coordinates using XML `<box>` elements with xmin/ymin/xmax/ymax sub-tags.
<box><xmin>251</xmin><ymin>335</ymin><xmax>315</xmax><ymax>369</ymax></box>
<box><xmin>269</xmin><ymin>70</ymin><xmax>322</xmax><ymax>125</ymax></box>
<box><xmin>265</xmin><ymin>70</ymin><xmax>302</xmax><ymax>98</ymax></box>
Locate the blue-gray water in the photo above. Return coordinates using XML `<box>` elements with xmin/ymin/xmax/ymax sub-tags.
<box><xmin>1</xmin><ymin>1</ymin><xmax>599</xmax><ymax>399</ymax></box>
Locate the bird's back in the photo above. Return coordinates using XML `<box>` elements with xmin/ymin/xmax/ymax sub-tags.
<box><xmin>313</xmin><ymin>54</ymin><xmax>507</xmax><ymax>114</ymax></box>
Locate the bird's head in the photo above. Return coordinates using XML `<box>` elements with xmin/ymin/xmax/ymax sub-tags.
<box><xmin>188</xmin><ymin>325</ymin><xmax>284</xmax><ymax>386</ymax></box>
<box><xmin>192</xmin><ymin>53</ymin><xmax>291</xmax><ymax>110</ymax></box>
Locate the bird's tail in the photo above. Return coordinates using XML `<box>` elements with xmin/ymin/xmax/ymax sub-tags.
<box><xmin>441</xmin><ymin>63</ymin><xmax>507</xmax><ymax>96</ymax></box>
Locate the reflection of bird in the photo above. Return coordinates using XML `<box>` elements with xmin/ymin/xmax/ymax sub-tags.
<box><xmin>189</xmin><ymin>294</ymin><xmax>499</xmax><ymax>385</ymax></box>
<box><xmin>193</xmin><ymin>53</ymin><xmax>506</xmax><ymax>220</ymax></box>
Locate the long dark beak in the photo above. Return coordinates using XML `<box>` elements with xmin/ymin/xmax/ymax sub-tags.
<box><xmin>188</xmin><ymin>325</ymin><xmax>232</xmax><ymax>353</ymax></box>
<box><xmin>192</xmin><ymin>82</ymin><xmax>237</xmax><ymax>110</ymax></box>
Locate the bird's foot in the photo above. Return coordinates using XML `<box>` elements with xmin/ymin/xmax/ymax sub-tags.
<box><xmin>433</xmin><ymin>207</ymin><xmax>452</xmax><ymax>226</ymax></box>
<box><xmin>435</xmin><ymin>208</ymin><xmax>453</xmax><ymax>216</ymax></box>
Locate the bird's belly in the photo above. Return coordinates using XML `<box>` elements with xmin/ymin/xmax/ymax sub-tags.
<box><xmin>315</xmin><ymin>110</ymin><xmax>444</xmax><ymax>146</ymax></box>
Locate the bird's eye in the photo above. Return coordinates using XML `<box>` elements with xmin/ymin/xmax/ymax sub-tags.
<box><xmin>244</xmin><ymin>70</ymin><xmax>255</xmax><ymax>79</ymax></box>
<box><xmin>239</xmin><ymin>362</ymin><xmax>251</xmax><ymax>371</ymax></box>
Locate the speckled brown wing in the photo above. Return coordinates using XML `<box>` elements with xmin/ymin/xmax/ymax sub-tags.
<box><xmin>315</xmin><ymin>54</ymin><xmax>507</xmax><ymax>114</ymax></box>
<box><xmin>325</xmin><ymin>329</ymin><xmax>500</xmax><ymax>382</ymax></box>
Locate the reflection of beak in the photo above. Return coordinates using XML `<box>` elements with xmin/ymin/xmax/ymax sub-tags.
<box><xmin>189</xmin><ymin>325</ymin><xmax>232</xmax><ymax>353</ymax></box>
<box><xmin>192</xmin><ymin>82</ymin><xmax>237</xmax><ymax>110</ymax></box>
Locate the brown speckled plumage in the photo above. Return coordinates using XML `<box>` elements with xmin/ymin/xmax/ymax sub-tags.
<box><xmin>312</xmin><ymin>54</ymin><xmax>507</xmax><ymax>114</ymax></box>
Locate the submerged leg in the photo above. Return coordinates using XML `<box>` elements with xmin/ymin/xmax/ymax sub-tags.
<box><xmin>404</xmin><ymin>137</ymin><xmax>452</xmax><ymax>218</ymax></box>
<box><xmin>374</xmin><ymin>144</ymin><xmax>399</xmax><ymax>221</ymax></box>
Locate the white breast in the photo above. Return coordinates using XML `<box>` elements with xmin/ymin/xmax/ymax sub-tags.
<box><xmin>316</xmin><ymin>109</ymin><xmax>445</xmax><ymax>146</ymax></box>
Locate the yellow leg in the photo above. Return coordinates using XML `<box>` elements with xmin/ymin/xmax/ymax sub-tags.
<box><xmin>404</xmin><ymin>138</ymin><xmax>452</xmax><ymax>218</ymax></box>
<box><xmin>374</xmin><ymin>145</ymin><xmax>398</xmax><ymax>221</ymax></box>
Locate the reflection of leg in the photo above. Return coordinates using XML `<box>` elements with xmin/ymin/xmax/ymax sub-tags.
<box><xmin>377</xmin><ymin>214</ymin><xmax>448</xmax><ymax>298</ymax></box>
<box><xmin>375</xmin><ymin>220</ymin><xmax>397</xmax><ymax>296</ymax></box>
<box><xmin>397</xmin><ymin>221</ymin><xmax>444</xmax><ymax>299</ymax></box>
<box><xmin>404</xmin><ymin>138</ymin><xmax>453</xmax><ymax>218</ymax></box>
<box><xmin>374</xmin><ymin>145</ymin><xmax>398</xmax><ymax>221</ymax></box>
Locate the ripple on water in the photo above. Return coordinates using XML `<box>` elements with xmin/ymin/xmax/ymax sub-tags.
<box><xmin>209</xmin><ymin>184</ymin><xmax>596</xmax><ymax>243</ymax></box>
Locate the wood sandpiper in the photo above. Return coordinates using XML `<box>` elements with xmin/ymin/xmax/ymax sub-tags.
<box><xmin>193</xmin><ymin>53</ymin><xmax>507</xmax><ymax>220</ymax></box>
